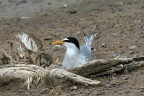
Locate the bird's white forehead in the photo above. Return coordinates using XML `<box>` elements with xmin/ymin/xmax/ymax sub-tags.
<box><xmin>63</xmin><ymin>38</ymin><xmax>69</xmax><ymax>41</ymax></box>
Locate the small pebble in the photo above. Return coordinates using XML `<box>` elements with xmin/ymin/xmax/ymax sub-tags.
<box><xmin>122</xmin><ymin>75</ymin><xmax>130</xmax><ymax>80</ymax></box>
<box><xmin>140</xmin><ymin>87</ymin><xmax>144</xmax><ymax>89</ymax></box>
<box><xmin>128</xmin><ymin>45</ymin><xmax>137</xmax><ymax>50</ymax></box>
<box><xmin>111</xmin><ymin>51</ymin><xmax>117</xmax><ymax>57</ymax></box>
<box><xmin>69</xmin><ymin>9</ymin><xmax>77</xmax><ymax>14</ymax></box>
<box><xmin>64</xmin><ymin>4</ymin><xmax>68</xmax><ymax>7</ymax></box>
<box><xmin>129</xmin><ymin>51</ymin><xmax>135</xmax><ymax>54</ymax></box>
<box><xmin>101</xmin><ymin>43</ymin><xmax>106</xmax><ymax>48</ymax></box>
<box><xmin>116</xmin><ymin>2</ymin><xmax>124</xmax><ymax>6</ymax></box>
<box><xmin>21</xmin><ymin>16</ymin><xmax>32</xmax><ymax>19</ymax></box>
<box><xmin>70</xmin><ymin>86</ymin><xmax>77</xmax><ymax>90</ymax></box>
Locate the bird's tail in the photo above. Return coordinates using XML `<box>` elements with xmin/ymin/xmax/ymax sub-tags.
<box><xmin>82</xmin><ymin>32</ymin><xmax>97</xmax><ymax>47</ymax></box>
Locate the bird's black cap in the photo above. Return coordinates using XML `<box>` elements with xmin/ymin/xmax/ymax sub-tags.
<box><xmin>63</xmin><ymin>37</ymin><xmax>80</xmax><ymax>49</ymax></box>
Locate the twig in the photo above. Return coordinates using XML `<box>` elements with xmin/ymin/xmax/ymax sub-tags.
<box><xmin>90</xmin><ymin>61</ymin><xmax>144</xmax><ymax>77</ymax></box>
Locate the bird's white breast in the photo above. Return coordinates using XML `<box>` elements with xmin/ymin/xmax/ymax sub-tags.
<box><xmin>62</xmin><ymin>45</ymin><xmax>92</xmax><ymax>69</ymax></box>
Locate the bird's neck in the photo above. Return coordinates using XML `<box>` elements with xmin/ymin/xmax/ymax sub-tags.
<box><xmin>66</xmin><ymin>47</ymin><xmax>80</xmax><ymax>56</ymax></box>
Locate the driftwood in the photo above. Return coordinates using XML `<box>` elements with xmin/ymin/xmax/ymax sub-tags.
<box><xmin>0</xmin><ymin>64</ymin><xmax>47</xmax><ymax>90</ymax></box>
<box><xmin>70</xmin><ymin>58</ymin><xmax>132</xmax><ymax>76</ymax></box>
<box><xmin>70</xmin><ymin>57</ymin><xmax>144</xmax><ymax>77</ymax></box>
<box><xmin>0</xmin><ymin>64</ymin><xmax>100</xmax><ymax>90</ymax></box>
<box><xmin>1</xmin><ymin>56</ymin><xmax>144</xmax><ymax>90</ymax></box>
<box><xmin>0</xmin><ymin>32</ymin><xmax>52</xmax><ymax>67</ymax></box>
<box><xmin>90</xmin><ymin>61</ymin><xmax>144</xmax><ymax>77</ymax></box>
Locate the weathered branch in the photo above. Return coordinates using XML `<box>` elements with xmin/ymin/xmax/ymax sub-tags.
<box><xmin>0</xmin><ymin>64</ymin><xmax>47</xmax><ymax>90</ymax></box>
<box><xmin>0</xmin><ymin>64</ymin><xmax>100</xmax><ymax>90</ymax></box>
<box><xmin>1</xmin><ymin>50</ymin><xmax>17</xmax><ymax>64</ymax></box>
<box><xmin>49</xmin><ymin>68</ymin><xmax>100</xmax><ymax>85</ymax></box>
<box><xmin>1</xmin><ymin>56</ymin><xmax>144</xmax><ymax>90</ymax></box>
<box><xmin>90</xmin><ymin>61</ymin><xmax>144</xmax><ymax>77</ymax></box>
<box><xmin>70</xmin><ymin>58</ymin><xmax>133</xmax><ymax>76</ymax></box>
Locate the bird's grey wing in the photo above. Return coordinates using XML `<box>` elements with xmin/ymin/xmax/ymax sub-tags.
<box><xmin>80</xmin><ymin>45</ymin><xmax>93</xmax><ymax>62</ymax></box>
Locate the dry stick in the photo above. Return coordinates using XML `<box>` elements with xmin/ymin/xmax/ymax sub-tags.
<box><xmin>70</xmin><ymin>57</ymin><xmax>144</xmax><ymax>77</ymax></box>
<box><xmin>48</xmin><ymin>68</ymin><xmax>100</xmax><ymax>85</ymax></box>
<box><xmin>70</xmin><ymin>58</ymin><xmax>133</xmax><ymax>76</ymax></box>
<box><xmin>1</xmin><ymin>50</ymin><xmax>17</xmax><ymax>64</ymax></box>
<box><xmin>90</xmin><ymin>61</ymin><xmax>144</xmax><ymax>77</ymax></box>
<box><xmin>81</xmin><ymin>31</ymin><xmax>87</xmax><ymax>37</ymax></box>
<box><xmin>47</xmin><ymin>32</ymin><xmax>62</xmax><ymax>39</ymax></box>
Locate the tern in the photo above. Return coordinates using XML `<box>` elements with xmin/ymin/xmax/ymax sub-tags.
<box><xmin>52</xmin><ymin>34</ymin><xmax>96</xmax><ymax>69</ymax></box>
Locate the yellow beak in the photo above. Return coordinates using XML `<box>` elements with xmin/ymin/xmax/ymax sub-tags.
<box><xmin>52</xmin><ymin>40</ymin><xmax>64</xmax><ymax>45</ymax></box>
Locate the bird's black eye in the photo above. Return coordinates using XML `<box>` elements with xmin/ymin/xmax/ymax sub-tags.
<box><xmin>63</xmin><ymin>37</ymin><xmax>70</xmax><ymax>42</ymax></box>
<box><xmin>63</xmin><ymin>39</ymin><xmax>69</xmax><ymax>42</ymax></box>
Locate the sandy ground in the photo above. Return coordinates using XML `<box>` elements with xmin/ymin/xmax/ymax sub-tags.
<box><xmin>0</xmin><ymin>0</ymin><xmax>144</xmax><ymax>95</ymax></box>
